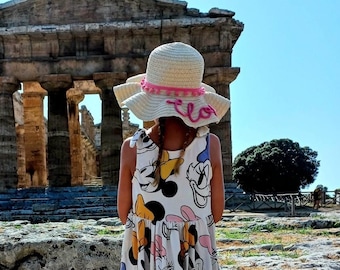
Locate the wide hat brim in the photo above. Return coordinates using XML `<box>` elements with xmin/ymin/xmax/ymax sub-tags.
<box><xmin>113</xmin><ymin>74</ymin><xmax>230</xmax><ymax>128</ymax></box>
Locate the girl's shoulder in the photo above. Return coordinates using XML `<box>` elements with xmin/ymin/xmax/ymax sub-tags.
<box><xmin>209</xmin><ymin>132</ymin><xmax>221</xmax><ymax>149</ymax></box>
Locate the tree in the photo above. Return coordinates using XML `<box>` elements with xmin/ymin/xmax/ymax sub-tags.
<box><xmin>233</xmin><ymin>138</ymin><xmax>320</xmax><ymax>193</ymax></box>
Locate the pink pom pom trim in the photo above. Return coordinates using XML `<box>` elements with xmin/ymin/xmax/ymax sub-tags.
<box><xmin>141</xmin><ymin>77</ymin><xmax>205</xmax><ymax>96</ymax></box>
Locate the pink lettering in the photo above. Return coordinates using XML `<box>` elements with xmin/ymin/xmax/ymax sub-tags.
<box><xmin>166</xmin><ymin>99</ymin><xmax>217</xmax><ymax>123</ymax></box>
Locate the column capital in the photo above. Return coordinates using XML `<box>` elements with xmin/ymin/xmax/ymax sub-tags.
<box><xmin>93</xmin><ymin>72</ymin><xmax>126</xmax><ymax>90</ymax></box>
<box><xmin>39</xmin><ymin>74</ymin><xmax>73</xmax><ymax>92</ymax></box>
<box><xmin>204</xmin><ymin>67</ymin><xmax>240</xmax><ymax>85</ymax></box>
<box><xmin>22</xmin><ymin>81</ymin><xmax>47</xmax><ymax>97</ymax></box>
<box><xmin>0</xmin><ymin>76</ymin><xmax>20</xmax><ymax>94</ymax></box>
<box><xmin>22</xmin><ymin>91</ymin><xmax>47</xmax><ymax>99</ymax></box>
<box><xmin>66</xmin><ymin>88</ymin><xmax>85</xmax><ymax>104</ymax></box>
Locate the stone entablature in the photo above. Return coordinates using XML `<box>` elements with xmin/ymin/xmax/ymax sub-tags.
<box><xmin>0</xmin><ymin>18</ymin><xmax>241</xmax><ymax>82</ymax></box>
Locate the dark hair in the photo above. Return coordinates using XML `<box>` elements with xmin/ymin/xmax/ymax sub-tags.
<box><xmin>152</xmin><ymin>118</ymin><xmax>191</xmax><ymax>186</ymax></box>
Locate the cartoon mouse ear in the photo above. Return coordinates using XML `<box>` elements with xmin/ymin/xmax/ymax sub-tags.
<box><xmin>161</xmin><ymin>181</ymin><xmax>178</xmax><ymax>198</ymax></box>
<box><xmin>144</xmin><ymin>201</ymin><xmax>165</xmax><ymax>225</ymax></box>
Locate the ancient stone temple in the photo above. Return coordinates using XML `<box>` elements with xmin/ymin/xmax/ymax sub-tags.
<box><xmin>0</xmin><ymin>0</ymin><xmax>243</xmax><ymax>191</ymax></box>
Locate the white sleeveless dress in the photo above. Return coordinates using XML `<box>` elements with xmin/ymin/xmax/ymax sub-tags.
<box><xmin>120</xmin><ymin>127</ymin><xmax>220</xmax><ymax>270</ymax></box>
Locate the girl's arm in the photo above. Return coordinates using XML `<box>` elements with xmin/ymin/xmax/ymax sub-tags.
<box><xmin>209</xmin><ymin>133</ymin><xmax>225</xmax><ymax>223</ymax></box>
<box><xmin>117</xmin><ymin>138</ymin><xmax>136</xmax><ymax>224</ymax></box>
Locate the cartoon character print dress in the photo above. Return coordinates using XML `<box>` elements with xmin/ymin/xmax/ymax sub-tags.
<box><xmin>120</xmin><ymin>127</ymin><xmax>220</xmax><ymax>270</ymax></box>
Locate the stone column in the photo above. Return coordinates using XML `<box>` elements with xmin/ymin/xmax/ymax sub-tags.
<box><xmin>204</xmin><ymin>67</ymin><xmax>240</xmax><ymax>183</ymax></box>
<box><xmin>22</xmin><ymin>82</ymin><xmax>48</xmax><ymax>187</ymax></box>
<box><xmin>16</xmin><ymin>124</ymin><xmax>26</xmax><ymax>188</ymax></box>
<box><xmin>122</xmin><ymin>107</ymin><xmax>129</xmax><ymax>130</ymax></box>
<box><xmin>39</xmin><ymin>74</ymin><xmax>73</xmax><ymax>187</ymax></box>
<box><xmin>94</xmin><ymin>72</ymin><xmax>126</xmax><ymax>186</ymax></box>
<box><xmin>66</xmin><ymin>88</ymin><xmax>85</xmax><ymax>186</ymax></box>
<box><xmin>0</xmin><ymin>76</ymin><xmax>20</xmax><ymax>190</ymax></box>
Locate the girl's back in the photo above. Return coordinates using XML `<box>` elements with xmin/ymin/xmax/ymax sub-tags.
<box><xmin>121</xmin><ymin>123</ymin><xmax>219</xmax><ymax>269</ymax></box>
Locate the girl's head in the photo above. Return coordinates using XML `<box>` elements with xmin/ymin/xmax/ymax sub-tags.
<box><xmin>113</xmin><ymin>42</ymin><xmax>230</xmax><ymax>128</ymax></box>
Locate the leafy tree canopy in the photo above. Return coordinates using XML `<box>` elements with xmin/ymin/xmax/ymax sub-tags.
<box><xmin>232</xmin><ymin>138</ymin><xmax>320</xmax><ymax>193</ymax></box>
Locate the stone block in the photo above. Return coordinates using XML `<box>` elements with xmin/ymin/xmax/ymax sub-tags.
<box><xmin>32</xmin><ymin>203</ymin><xmax>58</xmax><ymax>212</ymax></box>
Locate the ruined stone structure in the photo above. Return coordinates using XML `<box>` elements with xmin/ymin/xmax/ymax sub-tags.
<box><xmin>12</xmin><ymin>87</ymin><xmax>139</xmax><ymax>188</ymax></box>
<box><xmin>12</xmin><ymin>88</ymin><xmax>99</xmax><ymax>188</ymax></box>
<box><xmin>0</xmin><ymin>0</ymin><xmax>243</xmax><ymax>191</ymax></box>
<box><xmin>121</xmin><ymin>107</ymin><xmax>139</xmax><ymax>140</ymax></box>
<box><xmin>80</xmin><ymin>105</ymin><xmax>100</xmax><ymax>184</ymax></box>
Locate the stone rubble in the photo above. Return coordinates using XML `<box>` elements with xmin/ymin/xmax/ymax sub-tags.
<box><xmin>0</xmin><ymin>211</ymin><xmax>339</xmax><ymax>269</ymax></box>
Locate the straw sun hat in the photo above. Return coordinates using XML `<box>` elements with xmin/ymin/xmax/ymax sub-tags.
<box><xmin>113</xmin><ymin>42</ymin><xmax>230</xmax><ymax>128</ymax></box>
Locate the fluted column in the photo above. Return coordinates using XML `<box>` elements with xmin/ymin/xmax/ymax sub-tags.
<box><xmin>0</xmin><ymin>76</ymin><xmax>20</xmax><ymax>190</ymax></box>
<box><xmin>66</xmin><ymin>88</ymin><xmax>84</xmax><ymax>186</ymax></box>
<box><xmin>94</xmin><ymin>72</ymin><xmax>126</xmax><ymax>186</ymax></box>
<box><xmin>204</xmin><ymin>67</ymin><xmax>240</xmax><ymax>183</ymax></box>
<box><xmin>22</xmin><ymin>82</ymin><xmax>48</xmax><ymax>187</ymax></box>
<box><xmin>39</xmin><ymin>74</ymin><xmax>73</xmax><ymax>187</ymax></box>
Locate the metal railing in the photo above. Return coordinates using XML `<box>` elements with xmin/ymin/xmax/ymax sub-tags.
<box><xmin>225</xmin><ymin>190</ymin><xmax>340</xmax><ymax>215</ymax></box>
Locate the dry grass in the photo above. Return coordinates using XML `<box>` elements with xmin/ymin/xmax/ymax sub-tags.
<box><xmin>215</xmin><ymin>215</ymin><xmax>340</xmax><ymax>268</ymax></box>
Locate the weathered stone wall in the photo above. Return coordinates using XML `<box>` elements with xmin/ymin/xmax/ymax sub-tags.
<box><xmin>80</xmin><ymin>105</ymin><xmax>100</xmax><ymax>182</ymax></box>
<box><xmin>80</xmin><ymin>105</ymin><xmax>96</xmax><ymax>143</ymax></box>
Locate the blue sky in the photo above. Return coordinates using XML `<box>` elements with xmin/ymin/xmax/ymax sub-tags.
<box><xmin>187</xmin><ymin>0</ymin><xmax>340</xmax><ymax>192</ymax></box>
<box><xmin>1</xmin><ymin>0</ymin><xmax>339</xmax><ymax>191</ymax></box>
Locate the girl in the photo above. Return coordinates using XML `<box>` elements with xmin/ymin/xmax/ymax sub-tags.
<box><xmin>114</xmin><ymin>42</ymin><xmax>230</xmax><ymax>270</ymax></box>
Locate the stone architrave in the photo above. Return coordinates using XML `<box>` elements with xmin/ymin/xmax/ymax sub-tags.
<box><xmin>39</xmin><ymin>74</ymin><xmax>73</xmax><ymax>187</ymax></box>
<box><xmin>22</xmin><ymin>82</ymin><xmax>48</xmax><ymax>187</ymax></box>
<box><xmin>0</xmin><ymin>76</ymin><xmax>20</xmax><ymax>190</ymax></box>
<box><xmin>66</xmin><ymin>88</ymin><xmax>85</xmax><ymax>186</ymax></box>
<box><xmin>93</xmin><ymin>72</ymin><xmax>126</xmax><ymax>186</ymax></box>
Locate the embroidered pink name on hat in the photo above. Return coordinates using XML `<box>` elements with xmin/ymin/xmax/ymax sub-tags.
<box><xmin>166</xmin><ymin>99</ymin><xmax>217</xmax><ymax>123</ymax></box>
<box><xmin>141</xmin><ymin>78</ymin><xmax>205</xmax><ymax>97</ymax></box>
